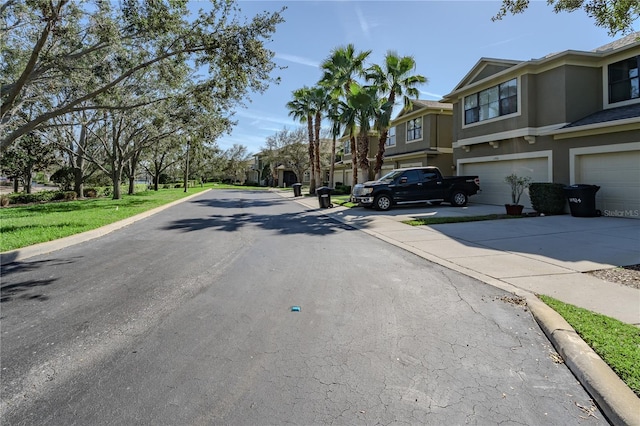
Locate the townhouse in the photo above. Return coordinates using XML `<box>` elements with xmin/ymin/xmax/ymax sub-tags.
<box><xmin>440</xmin><ymin>33</ymin><xmax>640</xmax><ymax>216</ymax></box>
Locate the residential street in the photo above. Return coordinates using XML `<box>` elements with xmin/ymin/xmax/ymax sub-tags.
<box><xmin>0</xmin><ymin>190</ymin><xmax>606</xmax><ymax>425</ymax></box>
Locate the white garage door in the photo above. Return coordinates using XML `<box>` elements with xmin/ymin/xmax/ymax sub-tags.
<box><xmin>576</xmin><ymin>149</ymin><xmax>640</xmax><ymax>217</ymax></box>
<box><xmin>460</xmin><ymin>157</ymin><xmax>549</xmax><ymax>208</ymax></box>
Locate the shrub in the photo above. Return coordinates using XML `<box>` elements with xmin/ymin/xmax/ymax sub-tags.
<box><xmin>84</xmin><ymin>188</ymin><xmax>98</xmax><ymax>198</ymax></box>
<box><xmin>158</xmin><ymin>173</ymin><xmax>170</xmax><ymax>184</ymax></box>
<box><xmin>1</xmin><ymin>195</ymin><xmax>9</xmax><ymax>207</ymax></box>
<box><xmin>333</xmin><ymin>184</ymin><xmax>351</xmax><ymax>195</ymax></box>
<box><xmin>63</xmin><ymin>191</ymin><xmax>77</xmax><ymax>201</ymax></box>
<box><xmin>505</xmin><ymin>174</ymin><xmax>532</xmax><ymax>205</ymax></box>
<box><xmin>10</xmin><ymin>191</ymin><xmax>61</xmax><ymax>204</ymax></box>
<box><xmin>529</xmin><ymin>183</ymin><xmax>566</xmax><ymax>215</ymax></box>
<box><xmin>174</xmin><ymin>183</ymin><xmax>182</xmax><ymax>188</ymax></box>
<box><xmin>162</xmin><ymin>184</ymin><xmax>171</xmax><ymax>189</ymax></box>
<box><xmin>51</xmin><ymin>167</ymin><xmax>75</xmax><ymax>191</ymax></box>
<box><xmin>84</xmin><ymin>173</ymin><xmax>111</xmax><ymax>187</ymax></box>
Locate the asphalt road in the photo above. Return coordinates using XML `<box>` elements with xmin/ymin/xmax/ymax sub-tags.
<box><xmin>0</xmin><ymin>190</ymin><xmax>605</xmax><ymax>425</ymax></box>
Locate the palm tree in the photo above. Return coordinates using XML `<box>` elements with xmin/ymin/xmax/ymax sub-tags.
<box><xmin>286</xmin><ymin>87</ymin><xmax>316</xmax><ymax>193</ymax></box>
<box><xmin>325</xmin><ymin>95</ymin><xmax>342</xmax><ymax>189</ymax></box>
<box><xmin>366</xmin><ymin>52</ymin><xmax>427</xmax><ymax>178</ymax></box>
<box><xmin>345</xmin><ymin>82</ymin><xmax>392</xmax><ymax>183</ymax></box>
<box><xmin>320</xmin><ymin>44</ymin><xmax>371</xmax><ymax>188</ymax></box>
<box><xmin>309</xmin><ymin>86</ymin><xmax>331</xmax><ymax>188</ymax></box>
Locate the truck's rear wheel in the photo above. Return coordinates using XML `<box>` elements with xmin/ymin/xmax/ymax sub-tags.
<box><xmin>374</xmin><ymin>194</ymin><xmax>392</xmax><ymax>211</ymax></box>
<box><xmin>450</xmin><ymin>191</ymin><xmax>468</xmax><ymax>207</ymax></box>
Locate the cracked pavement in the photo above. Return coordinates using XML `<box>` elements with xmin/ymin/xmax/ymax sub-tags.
<box><xmin>0</xmin><ymin>190</ymin><xmax>606</xmax><ymax>425</ymax></box>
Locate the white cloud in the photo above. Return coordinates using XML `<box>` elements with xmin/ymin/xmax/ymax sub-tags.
<box><xmin>235</xmin><ymin>109</ymin><xmax>296</xmax><ymax>127</ymax></box>
<box><xmin>274</xmin><ymin>53</ymin><xmax>320</xmax><ymax>68</ymax></box>
<box><xmin>355</xmin><ymin>6</ymin><xmax>370</xmax><ymax>38</ymax></box>
<box><xmin>419</xmin><ymin>90</ymin><xmax>444</xmax><ymax>99</ymax></box>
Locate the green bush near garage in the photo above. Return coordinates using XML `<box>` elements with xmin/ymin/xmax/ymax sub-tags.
<box><xmin>529</xmin><ymin>183</ymin><xmax>566</xmax><ymax>215</ymax></box>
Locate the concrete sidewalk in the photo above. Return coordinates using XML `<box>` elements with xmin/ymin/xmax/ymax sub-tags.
<box><xmin>279</xmin><ymin>190</ymin><xmax>640</xmax><ymax>426</ymax></box>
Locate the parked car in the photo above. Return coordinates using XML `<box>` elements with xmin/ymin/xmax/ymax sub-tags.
<box><xmin>352</xmin><ymin>166</ymin><xmax>480</xmax><ymax>211</ymax></box>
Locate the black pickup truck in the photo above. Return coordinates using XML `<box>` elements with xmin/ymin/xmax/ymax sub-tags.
<box><xmin>352</xmin><ymin>166</ymin><xmax>480</xmax><ymax>211</ymax></box>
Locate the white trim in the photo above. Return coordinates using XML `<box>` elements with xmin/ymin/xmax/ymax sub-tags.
<box><xmin>601</xmin><ymin>54</ymin><xmax>640</xmax><ymax>110</ymax></box>
<box><xmin>461</xmin><ymin>76</ymin><xmax>522</xmax><ymax>129</ymax></box>
<box><xmin>457</xmin><ymin>150</ymin><xmax>553</xmax><ymax>182</ymax></box>
<box><xmin>453</xmin><ymin>124</ymin><xmax>566</xmax><ymax>148</ymax></box>
<box><xmin>569</xmin><ymin>142</ymin><xmax>640</xmax><ymax>185</ymax></box>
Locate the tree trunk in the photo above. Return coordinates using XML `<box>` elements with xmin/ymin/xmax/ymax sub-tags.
<box><xmin>13</xmin><ymin>179</ymin><xmax>19</xmax><ymax>193</ymax></box>
<box><xmin>308</xmin><ymin>146</ymin><xmax>316</xmax><ymax>194</ymax></box>
<box><xmin>350</xmin><ymin>135</ymin><xmax>357</xmax><ymax>188</ymax></box>
<box><xmin>357</xmin><ymin>134</ymin><xmax>369</xmax><ymax>184</ymax></box>
<box><xmin>307</xmin><ymin>115</ymin><xmax>316</xmax><ymax>194</ymax></box>
<box><xmin>374</xmin><ymin>128</ymin><xmax>388</xmax><ymax>179</ymax></box>
<box><xmin>74</xmin><ymin>124</ymin><xmax>87</xmax><ymax>197</ymax></box>
<box><xmin>24</xmin><ymin>167</ymin><xmax>33</xmax><ymax>194</ymax></box>
<box><xmin>128</xmin><ymin>175</ymin><xmax>135</xmax><ymax>195</ymax></box>
<box><xmin>329</xmin><ymin>135</ymin><xmax>336</xmax><ymax>188</ymax></box>
<box><xmin>314</xmin><ymin>113</ymin><xmax>322</xmax><ymax>187</ymax></box>
<box><xmin>112</xmin><ymin>168</ymin><xmax>122</xmax><ymax>200</ymax></box>
<box><xmin>74</xmin><ymin>167</ymin><xmax>83</xmax><ymax>197</ymax></box>
<box><xmin>183</xmin><ymin>141</ymin><xmax>190</xmax><ymax>193</ymax></box>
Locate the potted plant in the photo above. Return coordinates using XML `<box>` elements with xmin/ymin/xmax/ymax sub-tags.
<box><xmin>504</xmin><ymin>173</ymin><xmax>532</xmax><ymax>215</ymax></box>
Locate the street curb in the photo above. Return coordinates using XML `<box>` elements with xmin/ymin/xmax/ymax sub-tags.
<box><xmin>526</xmin><ymin>296</ymin><xmax>640</xmax><ymax>426</ymax></box>
<box><xmin>284</xmin><ymin>193</ymin><xmax>640</xmax><ymax>426</ymax></box>
<box><xmin>0</xmin><ymin>189</ymin><xmax>210</xmax><ymax>263</ymax></box>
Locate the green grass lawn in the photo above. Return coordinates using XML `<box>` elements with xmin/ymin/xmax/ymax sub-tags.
<box><xmin>403</xmin><ymin>214</ymin><xmax>524</xmax><ymax>226</ymax></box>
<box><xmin>539</xmin><ymin>295</ymin><xmax>640</xmax><ymax>397</ymax></box>
<box><xmin>0</xmin><ymin>184</ymin><xmax>265</xmax><ymax>252</ymax></box>
<box><xmin>330</xmin><ymin>194</ymin><xmax>358</xmax><ymax>207</ymax></box>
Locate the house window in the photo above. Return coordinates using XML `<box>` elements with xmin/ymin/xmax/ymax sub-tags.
<box><xmin>344</xmin><ymin>140</ymin><xmax>350</xmax><ymax>154</ymax></box>
<box><xmin>386</xmin><ymin>127</ymin><xmax>396</xmax><ymax>146</ymax></box>
<box><xmin>464</xmin><ymin>78</ymin><xmax>518</xmax><ymax>124</ymax></box>
<box><xmin>407</xmin><ymin>118</ymin><xmax>421</xmax><ymax>141</ymax></box>
<box><xmin>609</xmin><ymin>55</ymin><xmax>639</xmax><ymax>104</ymax></box>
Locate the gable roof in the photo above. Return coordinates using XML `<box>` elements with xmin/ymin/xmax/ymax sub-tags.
<box><xmin>394</xmin><ymin>99</ymin><xmax>452</xmax><ymax>120</ymax></box>
<box><xmin>448</xmin><ymin>58</ymin><xmax>522</xmax><ymax>93</ymax></box>
<box><xmin>592</xmin><ymin>32</ymin><xmax>640</xmax><ymax>52</ymax></box>
<box><xmin>441</xmin><ymin>32</ymin><xmax>640</xmax><ymax>102</ymax></box>
<box><xmin>561</xmin><ymin>103</ymin><xmax>640</xmax><ymax>129</ymax></box>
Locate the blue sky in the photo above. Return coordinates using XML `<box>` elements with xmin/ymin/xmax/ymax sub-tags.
<box><xmin>195</xmin><ymin>1</ymin><xmax>633</xmax><ymax>154</ymax></box>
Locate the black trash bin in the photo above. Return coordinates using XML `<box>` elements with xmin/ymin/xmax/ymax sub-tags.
<box><xmin>292</xmin><ymin>183</ymin><xmax>302</xmax><ymax>197</ymax></box>
<box><xmin>563</xmin><ymin>184</ymin><xmax>601</xmax><ymax>217</ymax></box>
<box><xmin>317</xmin><ymin>186</ymin><xmax>332</xmax><ymax>208</ymax></box>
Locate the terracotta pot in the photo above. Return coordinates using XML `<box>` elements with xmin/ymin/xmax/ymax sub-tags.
<box><xmin>505</xmin><ymin>204</ymin><xmax>524</xmax><ymax>215</ymax></box>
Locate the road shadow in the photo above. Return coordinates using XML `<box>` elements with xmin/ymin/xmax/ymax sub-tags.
<box><xmin>1</xmin><ymin>254</ymin><xmax>77</xmax><ymax>303</ymax></box>
<box><xmin>166</xmin><ymin>194</ymin><xmax>355</xmax><ymax>236</ymax></box>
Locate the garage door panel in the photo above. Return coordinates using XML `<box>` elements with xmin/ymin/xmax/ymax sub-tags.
<box><xmin>577</xmin><ymin>150</ymin><xmax>640</xmax><ymax>216</ymax></box>
<box><xmin>461</xmin><ymin>158</ymin><xmax>548</xmax><ymax>208</ymax></box>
